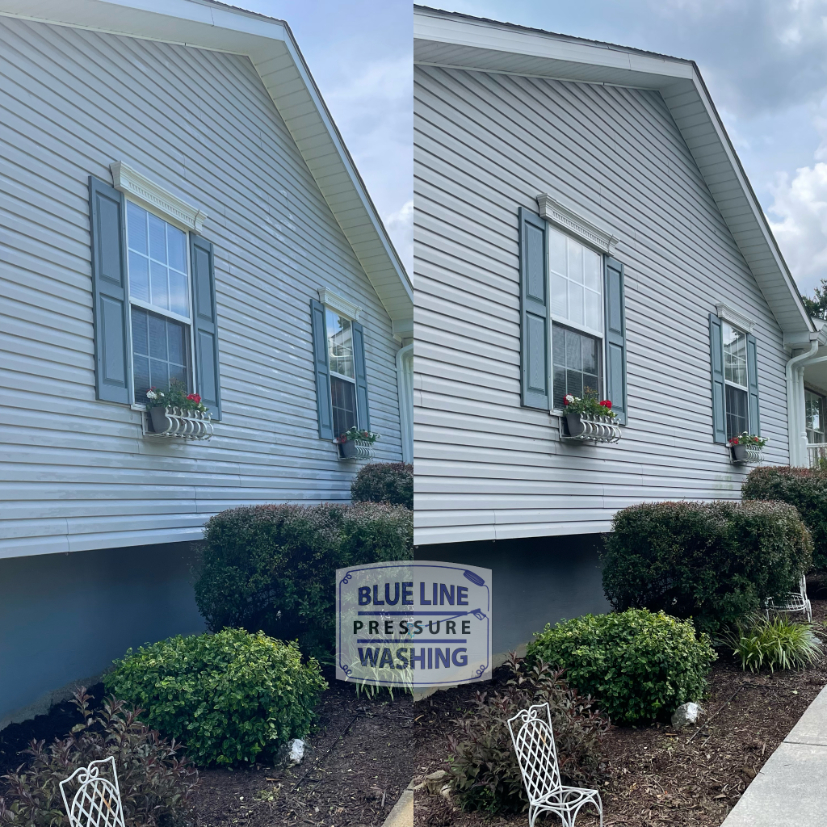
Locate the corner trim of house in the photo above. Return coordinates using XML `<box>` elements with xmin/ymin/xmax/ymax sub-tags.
<box><xmin>716</xmin><ymin>302</ymin><xmax>756</xmax><ymax>333</ymax></box>
<box><xmin>318</xmin><ymin>288</ymin><xmax>362</xmax><ymax>320</ymax></box>
<box><xmin>110</xmin><ymin>161</ymin><xmax>208</xmax><ymax>233</ymax></box>
<box><xmin>536</xmin><ymin>192</ymin><xmax>620</xmax><ymax>254</ymax></box>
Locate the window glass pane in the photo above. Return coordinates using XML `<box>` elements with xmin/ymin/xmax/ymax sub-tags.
<box><xmin>331</xmin><ymin>375</ymin><xmax>358</xmax><ymax>437</ymax></box>
<box><xmin>127</xmin><ymin>202</ymin><xmax>147</xmax><ymax>255</ymax></box>
<box><xmin>150</xmin><ymin>261</ymin><xmax>169</xmax><ymax>311</ymax></box>
<box><xmin>168</xmin><ymin>227</ymin><xmax>187</xmax><ymax>273</ymax></box>
<box><xmin>584</xmin><ymin>289</ymin><xmax>601</xmax><ymax>331</ymax></box>
<box><xmin>149</xmin><ymin>313</ymin><xmax>168</xmax><ymax>361</ymax></box>
<box><xmin>169</xmin><ymin>271</ymin><xmax>189</xmax><ymax>318</ymax></box>
<box><xmin>131</xmin><ymin>308</ymin><xmax>148</xmax><ymax>356</ymax></box>
<box><xmin>582</xmin><ymin>336</ymin><xmax>598</xmax><ymax>374</ymax></box>
<box><xmin>723</xmin><ymin>322</ymin><xmax>747</xmax><ymax>387</ymax></box>
<box><xmin>128</xmin><ymin>252</ymin><xmax>149</xmax><ymax>303</ymax></box>
<box><xmin>584</xmin><ymin>249</ymin><xmax>601</xmax><ymax>291</ymax></box>
<box><xmin>551</xmin><ymin>274</ymin><xmax>567</xmax><ymax>318</ymax></box>
<box><xmin>569</xmin><ymin>283</ymin><xmax>584</xmax><ymax>326</ymax></box>
<box><xmin>553</xmin><ymin>366</ymin><xmax>567</xmax><ymax>410</ymax></box>
<box><xmin>806</xmin><ymin>391</ymin><xmax>824</xmax><ymax>443</ymax></box>
<box><xmin>549</xmin><ymin>228</ymin><xmax>567</xmax><ymax>276</ymax></box>
<box><xmin>725</xmin><ymin>384</ymin><xmax>749</xmax><ymax>441</ymax></box>
<box><xmin>565</xmin><ymin>328</ymin><xmax>582</xmax><ymax>371</ymax></box>
<box><xmin>131</xmin><ymin>307</ymin><xmax>189</xmax><ymax>403</ymax></box>
<box><xmin>326</xmin><ymin>309</ymin><xmax>355</xmax><ymax>378</ymax></box>
<box><xmin>567</xmin><ymin>239</ymin><xmax>583</xmax><ymax>284</ymax></box>
<box><xmin>148</xmin><ymin>213</ymin><xmax>167</xmax><ymax>263</ymax></box>
<box><xmin>552</xmin><ymin>323</ymin><xmax>602</xmax><ymax>409</ymax></box>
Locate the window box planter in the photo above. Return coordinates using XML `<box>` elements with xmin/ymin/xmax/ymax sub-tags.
<box><xmin>563</xmin><ymin>413</ymin><xmax>621</xmax><ymax>443</ymax></box>
<box><xmin>337</xmin><ymin>439</ymin><xmax>375</xmax><ymax>460</ymax></box>
<box><xmin>146</xmin><ymin>406</ymin><xmax>213</xmax><ymax>441</ymax></box>
<box><xmin>730</xmin><ymin>444</ymin><xmax>762</xmax><ymax>464</ymax></box>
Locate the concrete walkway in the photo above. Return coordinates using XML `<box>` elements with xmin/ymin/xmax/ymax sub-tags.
<box><xmin>722</xmin><ymin>685</ymin><xmax>827</xmax><ymax>826</ymax></box>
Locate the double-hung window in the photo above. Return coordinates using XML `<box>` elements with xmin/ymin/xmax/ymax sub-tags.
<box><xmin>549</xmin><ymin>226</ymin><xmax>604</xmax><ymax>409</ymax></box>
<box><xmin>126</xmin><ymin>201</ymin><xmax>192</xmax><ymax>404</ymax></box>
<box><xmin>326</xmin><ymin>309</ymin><xmax>359</xmax><ymax>436</ymax></box>
<box><xmin>806</xmin><ymin>390</ymin><xmax>826</xmax><ymax>444</ymax></box>
<box><xmin>722</xmin><ymin>321</ymin><xmax>749</xmax><ymax>441</ymax></box>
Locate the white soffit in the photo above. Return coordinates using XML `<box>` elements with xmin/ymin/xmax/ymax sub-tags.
<box><xmin>414</xmin><ymin>6</ymin><xmax>813</xmax><ymax>339</ymax></box>
<box><xmin>0</xmin><ymin>0</ymin><xmax>413</xmax><ymax>322</ymax></box>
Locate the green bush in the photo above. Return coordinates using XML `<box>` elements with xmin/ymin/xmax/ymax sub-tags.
<box><xmin>527</xmin><ymin>609</ymin><xmax>716</xmax><ymax>725</ymax></box>
<box><xmin>743</xmin><ymin>466</ymin><xmax>827</xmax><ymax>570</ymax></box>
<box><xmin>194</xmin><ymin>502</ymin><xmax>412</xmax><ymax>659</ymax></box>
<box><xmin>351</xmin><ymin>462</ymin><xmax>413</xmax><ymax>509</ymax></box>
<box><xmin>0</xmin><ymin>689</ymin><xmax>197</xmax><ymax>827</ymax></box>
<box><xmin>447</xmin><ymin>655</ymin><xmax>608</xmax><ymax>814</ymax></box>
<box><xmin>602</xmin><ymin>501</ymin><xmax>813</xmax><ymax>634</ymax></box>
<box><xmin>104</xmin><ymin>629</ymin><xmax>326</xmax><ymax>767</ymax></box>
<box><xmin>724</xmin><ymin>614</ymin><xmax>823</xmax><ymax>673</ymax></box>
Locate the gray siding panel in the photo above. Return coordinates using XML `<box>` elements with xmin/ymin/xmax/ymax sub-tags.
<box><xmin>414</xmin><ymin>65</ymin><xmax>790</xmax><ymax>544</ymax></box>
<box><xmin>0</xmin><ymin>18</ymin><xmax>403</xmax><ymax>557</ymax></box>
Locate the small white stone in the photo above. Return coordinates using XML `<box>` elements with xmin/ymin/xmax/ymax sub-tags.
<box><xmin>288</xmin><ymin>738</ymin><xmax>305</xmax><ymax>764</ymax></box>
<box><xmin>671</xmin><ymin>702</ymin><xmax>703</xmax><ymax>730</ymax></box>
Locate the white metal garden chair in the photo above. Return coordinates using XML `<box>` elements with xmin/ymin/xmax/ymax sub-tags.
<box><xmin>766</xmin><ymin>573</ymin><xmax>812</xmax><ymax>623</ymax></box>
<box><xmin>507</xmin><ymin>702</ymin><xmax>603</xmax><ymax>827</ymax></box>
<box><xmin>59</xmin><ymin>756</ymin><xmax>125</xmax><ymax>827</ymax></box>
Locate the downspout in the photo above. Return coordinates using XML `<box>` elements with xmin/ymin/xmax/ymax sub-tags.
<box><xmin>786</xmin><ymin>338</ymin><xmax>818</xmax><ymax>467</ymax></box>
<box><xmin>396</xmin><ymin>343</ymin><xmax>414</xmax><ymax>464</ymax></box>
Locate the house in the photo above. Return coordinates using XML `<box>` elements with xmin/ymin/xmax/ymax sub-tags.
<box><xmin>0</xmin><ymin>0</ymin><xmax>413</xmax><ymax>726</ymax></box>
<box><xmin>412</xmin><ymin>6</ymin><xmax>822</xmax><ymax>656</ymax></box>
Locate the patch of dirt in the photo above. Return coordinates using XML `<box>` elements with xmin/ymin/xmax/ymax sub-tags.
<box><xmin>414</xmin><ymin>590</ymin><xmax>827</xmax><ymax>827</ymax></box>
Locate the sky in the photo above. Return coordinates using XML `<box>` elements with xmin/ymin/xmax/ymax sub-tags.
<box><xmin>222</xmin><ymin>1</ymin><xmax>827</xmax><ymax>298</ymax></box>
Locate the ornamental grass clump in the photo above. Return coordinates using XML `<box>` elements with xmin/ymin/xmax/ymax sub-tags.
<box><xmin>104</xmin><ymin>629</ymin><xmax>326</xmax><ymax>767</ymax></box>
<box><xmin>446</xmin><ymin>654</ymin><xmax>608</xmax><ymax>814</ymax></box>
<box><xmin>724</xmin><ymin>614</ymin><xmax>823</xmax><ymax>673</ymax></box>
<box><xmin>743</xmin><ymin>466</ymin><xmax>827</xmax><ymax>570</ymax></box>
<box><xmin>602</xmin><ymin>500</ymin><xmax>813</xmax><ymax>634</ymax></box>
<box><xmin>527</xmin><ymin>609</ymin><xmax>716</xmax><ymax>725</ymax></box>
<box><xmin>0</xmin><ymin>688</ymin><xmax>198</xmax><ymax>827</ymax></box>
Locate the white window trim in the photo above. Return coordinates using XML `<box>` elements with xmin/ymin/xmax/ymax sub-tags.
<box><xmin>111</xmin><ymin>161</ymin><xmax>207</xmax><ymax>234</ymax></box>
<box><xmin>721</xmin><ymin>319</ymin><xmax>750</xmax><ymax>439</ymax></box>
<box><xmin>318</xmin><ymin>288</ymin><xmax>362</xmax><ymax>321</ymax></box>
<box><xmin>716</xmin><ymin>302</ymin><xmax>756</xmax><ymax>334</ymax></box>
<box><xmin>537</xmin><ymin>192</ymin><xmax>620</xmax><ymax>254</ymax></box>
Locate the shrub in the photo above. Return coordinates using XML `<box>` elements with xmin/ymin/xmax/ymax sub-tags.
<box><xmin>527</xmin><ymin>609</ymin><xmax>716</xmax><ymax>725</ymax></box>
<box><xmin>447</xmin><ymin>655</ymin><xmax>608</xmax><ymax>814</ymax></box>
<box><xmin>0</xmin><ymin>688</ymin><xmax>197</xmax><ymax>827</ymax></box>
<box><xmin>743</xmin><ymin>466</ymin><xmax>827</xmax><ymax>570</ymax></box>
<box><xmin>724</xmin><ymin>614</ymin><xmax>823</xmax><ymax>673</ymax></box>
<box><xmin>194</xmin><ymin>502</ymin><xmax>412</xmax><ymax>659</ymax></box>
<box><xmin>602</xmin><ymin>500</ymin><xmax>813</xmax><ymax>634</ymax></box>
<box><xmin>351</xmin><ymin>462</ymin><xmax>413</xmax><ymax>509</ymax></box>
<box><xmin>104</xmin><ymin>629</ymin><xmax>326</xmax><ymax>767</ymax></box>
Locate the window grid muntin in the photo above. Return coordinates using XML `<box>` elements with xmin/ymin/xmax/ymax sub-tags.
<box><xmin>125</xmin><ymin>198</ymin><xmax>195</xmax><ymax>404</ymax></box>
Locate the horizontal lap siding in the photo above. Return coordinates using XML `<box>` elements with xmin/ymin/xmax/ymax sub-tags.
<box><xmin>413</xmin><ymin>65</ymin><xmax>789</xmax><ymax>544</ymax></box>
<box><xmin>0</xmin><ymin>19</ymin><xmax>402</xmax><ymax>557</ymax></box>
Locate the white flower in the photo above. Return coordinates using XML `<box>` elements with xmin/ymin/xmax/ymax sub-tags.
<box><xmin>564</xmin><ymin>394</ymin><xmax>575</xmax><ymax>404</ymax></box>
<box><xmin>145</xmin><ymin>390</ymin><xmax>156</xmax><ymax>400</ymax></box>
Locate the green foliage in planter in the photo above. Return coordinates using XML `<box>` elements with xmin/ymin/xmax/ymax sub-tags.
<box><xmin>743</xmin><ymin>466</ymin><xmax>827</xmax><ymax>570</ymax></box>
<box><xmin>724</xmin><ymin>614</ymin><xmax>823</xmax><ymax>673</ymax></box>
<box><xmin>104</xmin><ymin>629</ymin><xmax>326</xmax><ymax>767</ymax></box>
<box><xmin>350</xmin><ymin>462</ymin><xmax>413</xmax><ymax>509</ymax></box>
<box><xmin>195</xmin><ymin>502</ymin><xmax>412</xmax><ymax>660</ymax></box>
<box><xmin>527</xmin><ymin>609</ymin><xmax>716</xmax><ymax>725</ymax></box>
<box><xmin>602</xmin><ymin>501</ymin><xmax>813</xmax><ymax>634</ymax></box>
<box><xmin>447</xmin><ymin>655</ymin><xmax>608</xmax><ymax>814</ymax></box>
<box><xmin>0</xmin><ymin>688</ymin><xmax>198</xmax><ymax>827</ymax></box>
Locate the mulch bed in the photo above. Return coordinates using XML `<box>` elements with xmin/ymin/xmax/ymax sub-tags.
<box><xmin>414</xmin><ymin>584</ymin><xmax>827</xmax><ymax>827</ymax></box>
<box><xmin>0</xmin><ymin>670</ymin><xmax>413</xmax><ymax>827</ymax></box>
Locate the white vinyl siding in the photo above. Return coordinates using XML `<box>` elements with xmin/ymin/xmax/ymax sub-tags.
<box><xmin>413</xmin><ymin>65</ymin><xmax>790</xmax><ymax>545</ymax></box>
<box><xmin>0</xmin><ymin>18</ymin><xmax>403</xmax><ymax>557</ymax></box>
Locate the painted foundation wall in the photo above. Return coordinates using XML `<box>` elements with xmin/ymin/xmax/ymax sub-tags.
<box><xmin>418</xmin><ymin>534</ymin><xmax>610</xmax><ymax>657</ymax></box>
<box><xmin>0</xmin><ymin>542</ymin><xmax>205</xmax><ymax>728</ymax></box>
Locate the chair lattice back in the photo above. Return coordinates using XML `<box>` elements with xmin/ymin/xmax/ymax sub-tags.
<box><xmin>507</xmin><ymin>702</ymin><xmax>562</xmax><ymax>804</ymax></box>
<box><xmin>59</xmin><ymin>757</ymin><xmax>125</xmax><ymax>827</ymax></box>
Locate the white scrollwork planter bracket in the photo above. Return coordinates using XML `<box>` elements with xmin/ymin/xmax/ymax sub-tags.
<box><xmin>562</xmin><ymin>413</ymin><xmax>621</xmax><ymax>444</ymax></box>
<box><xmin>145</xmin><ymin>407</ymin><xmax>213</xmax><ymax>441</ymax></box>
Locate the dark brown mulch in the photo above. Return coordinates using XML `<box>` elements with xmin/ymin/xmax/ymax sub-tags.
<box><xmin>414</xmin><ymin>587</ymin><xmax>827</xmax><ymax>827</ymax></box>
<box><xmin>0</xmin><ymin>673</ymin><xmax>413</xmax><ymax>827</ymax></box>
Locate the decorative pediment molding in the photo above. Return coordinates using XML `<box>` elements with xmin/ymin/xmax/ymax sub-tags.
<box><xmin>318</xmin><ymin>288</ymin><xmax>362</xmax><ymax>321</ymax></box>
<box><xmin>536</xmin><ymin>193</ymin><xmax>619</xmax><ymax>254</ymax></box>
<box><xmin>110</xmin><ymin>162</ymin><xmax>207</xmax><ymax>233</ymax></box>
<box><xmin>716</xmin><ymin>303</ymin><xmax>756</xmax><ymax>333</ymax></box>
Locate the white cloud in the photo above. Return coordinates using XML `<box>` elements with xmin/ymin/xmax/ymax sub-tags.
<box><xmin>384</xmin><ymin>200</ymin><xmax>413</xmax><ymax>275</ymax></box>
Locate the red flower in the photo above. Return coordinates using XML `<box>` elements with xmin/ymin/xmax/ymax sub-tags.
<box><xmin>187</xmin><ymin>393</ymin><xmax>201</xmax><ymax>404</ymax></box>
<box><xmin>730</xmin><ymin>438</ymin><xmax>739</xmax><ymax>445</ymax></box>
<box><xmin>599</xmin><ymin>400</ymin><xmax>612</xmax><ymax>409</ymax></box>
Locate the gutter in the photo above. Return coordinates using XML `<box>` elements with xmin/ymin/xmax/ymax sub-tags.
<box><xmin>396</xmin><ymin>343</ymin><xmax>414</xmax><ymax>464</ymax></box>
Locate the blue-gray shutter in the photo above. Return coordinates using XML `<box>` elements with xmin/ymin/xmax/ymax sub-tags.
<box><xmin>89</xmin><ymin>176</ymin><xmax>131</xmax><ymax>404</ymax></box>
<box><xmin>709</xmin><ymin>313</ymin><xmax>727</xmax><ymax>443</ymax></box>
<box><xmin>353</xmin><ymin>321</ymin><xmax>371</xmax><ymax>431</ymax></box>
<box><xmin>190</xmin><ymin>235</ymin><xmax>222</xmax><ymax>420</ymax></box>
<box><xmin>519</xmin><ymin>207</ymin><xmax>549</xmax><ymax>409</ymax></box>
<box><xmin>604</xmin><ymin>257</ymin><xmax>627</xmax><ymax>425</ymax></box>
<box><xmin>747</xmin><ymin>333</ymin><xmax>761</xmax><ymax>435</ymax></box>
<box><xmin>310</xmin><ymin>299</ymin><xmax>334</xmax><ymax>440</ymax></box>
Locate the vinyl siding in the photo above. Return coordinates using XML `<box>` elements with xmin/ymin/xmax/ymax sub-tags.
<box><xmin>0</xmin><ymin>18</ymin><xmax>403</xmax><ymax>557</ymax></box>
<box><xmin>413</xmin><ymin>65</ymin><xmax>790</xmax><ymax>545</ymax></box>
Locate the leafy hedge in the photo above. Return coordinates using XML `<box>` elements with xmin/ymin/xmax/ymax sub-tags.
<box><xmin>743</xmin><ymin>466</ymin><xmax>827</xmax><ymax>570</ymax></box>
<box><xmin>104</xmin><ymin>629</ymin><xmax>326</xmax><ymax>767</ymax></box>
<box><xmin>527</xmin><ymin>609</ymin><xmax>716</xmax><ymax>725</ymax></box>
<box><xmin>194</xmin><ymin>502</ymin><xmax>412</xmax><ymax>659</ymax></box>
<box><xmin>350</xmin><ymin>462</ymin><xmax>413</xmax><ymax>509</ymax></box>
<box><xmin>602</xmin><ymin>501</ymin><xmax>812</xmax><ymax>634</ymax></box>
